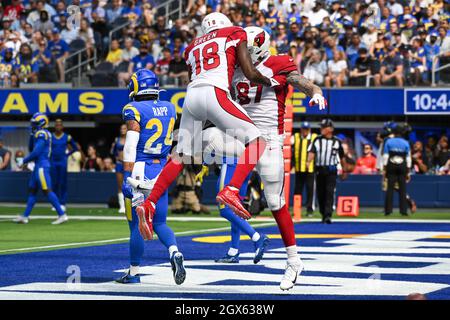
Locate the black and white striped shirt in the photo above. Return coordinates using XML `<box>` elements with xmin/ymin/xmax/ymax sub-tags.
<box><xmin>308</xmin><ymin>135</ymin><xmax>344</xmax><ymax>167</ymax></box>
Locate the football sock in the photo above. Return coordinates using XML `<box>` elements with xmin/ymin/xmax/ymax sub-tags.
<box><xmin>272</xmin><ymin>205</ymin><xmax>296</xmax><ymax>247</ymax></box>
<box><xmin>23</xmin><ymin>193</ymin><xmax>37</xmax><ymax>218</ymax></box>
<box><xmin>228</xmin><ymin>247</ymin><xmax>239</xmax><ymax>256</ymax></box>
<box><xmin>168</xmin><ymin>245</ymin><xmax>178</xmax><ymax>257</ymax></box>
<box><xmin>128</xmin><ymin>215</ymin><xmax>144</xmax><ymax>267</ymax></box>
<box><xmin>229</xmin><ymin>137</ymin><xmax>266</xmax><ymax>189</ymax></box>
<box><xmin>129</xmin><ymin>265</ymin><xmax>140</xmax><ymax>276</ymax></box>
<box><xmin>230</xmin><ymin>222</ymin><xmax>240</xmax><ymax>251</ymax></box>
<box><xmin>251</xmin><ymin>232</ymin><xmax>261</xmax><ymax>242</ymax></box>
<box><xmin>220</xmin><ymin>206</ymin><xmax>257</xmax><ymax>239</ymax></box>
<box><xmin>118</xmin><ymin>192</ymin><xmax>125</xmax><ymax>210</ymax></box>
<box><xmin>286</xmin><ymin>245</ymin><xmax>299</xmax><ymax>263</ymax></box>
<box><xmin>147</xmin><ymin>159</ymin><xmax>184</xmax><ymax>205</ymax></box>
<box><xmin>154</xmin><ymin>222</ymin><xmax>177</xmax><ymax>249</ymax></box>
<box><xmin>47</xmin><ymin>192</ymin><xmax>65</xmax><ymax>216</ymax></box>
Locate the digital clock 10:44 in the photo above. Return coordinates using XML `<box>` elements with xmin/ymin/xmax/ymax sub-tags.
<box><xmin>412</xmin><ymin>93</ymin><xmax>449</xmax><ymax>111</ymax></box>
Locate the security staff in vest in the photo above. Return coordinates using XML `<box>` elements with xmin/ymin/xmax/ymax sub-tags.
<box><xmin>292</xmin><ymin>121</ymin><xmax>317</xmax><ymax>217</ymax></box>
<box><xmin>306</xmin><ymin>119</ymin><xmax>348</xmax><ymax>224</ymax></box>
<box><xmin>383</xmin><ymin>124</ymin><xmax>412</xmax><ymax>216</ymax></box>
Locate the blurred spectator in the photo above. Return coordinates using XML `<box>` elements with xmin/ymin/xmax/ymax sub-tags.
<box><xmin>380</xmin><ymin>47</ymin><xmax>404</xmax><ymax>86</ymax></box>
<box><xmin>346</xmin><ymin>33</ymin><xmax>367</xmax><ymax>69</ymax></box>
<box><xmin>84</xmin><ymin>0</ymin><xmax>106</xmax><ymax>24</ymax></box>
<box><xmin>0</xmin><ymin>48</ymin><xmax>17</xmax><ymax>87</ymax></box>
<box><xmin>325</xmin><ymin>49</ymin><xmax>347</xmax><ymax>87</ymax></box>
<box><xmin>106</xmin><ymin>0</ymin><xmax>123</xmax><ymax>23</ymax></box>
<box><xmin>409</xmin><ymin>38</ymin><xmax>426</xmax><ymax>85</ymax></box>
<box><xmin>48</xmin><ymin>28</ymin><xmax>69</xmax><ymax>82</ymax></box>
<box><xmin>13</xmin><ymin>150</ymin><xmax>27</xmax><ymax>172</ymax></box>
<box><xmin>122</xmin><ymin>0</ymin><xmax>142</xmax><ymax>25</ymax></box>
<box><xmin>106</xmin><ymin>39</ymin><xmax>123</xmax><ymax>66</ymax></box>
<box><xmin>412</xmin><ymin>141</ymin><xmax>429</xmax><ymax>174</ymax></box>
<box><xmin>14</xmin><ymin>43</ymin><xmax>38</xmax><ymax>84</ymax></box>
<box><xmin>169</xmin><ymin>48</ymin><xmax>189</xmax><ymax>86</ymax></box>
<box><xmin>27</xmin><ymin>0</ymin><xmax>46</xmax><ymax>27</ymax></box>
<box><xmin>273</xmin><ymin>23</ymin><xmax>289</xmax><ymax>53</ymax></box>
<box><xmin>439</xmin><ymin>159</ymin><xmax>450</xmax><ymax>175</ymax></box>
<box><xmin>155</xmin><ymin>48</ymin><xmax>172</xmax><ymax>85</ymax></box>
<box><xmin>349</xmin><ymin>47</ymin><xmax>380</xmax><ymax>86</ymax></box>
<box><xmin>354</xmin><ymin>144</ymin><xmax>377</xmax><ymax>174</ymax></box>
<box><xmin>121</xmin><ymin>37</ymin><xmax>139</xmax><ymax>62</ymax></box>
<box><xmin>308</xmin><ymin>1</ymin><xmax>329</xmax><ymax>27</ymax></box>
<box><xmin>68</xmin><ymin>143</ymin><xmax>84</xmax><ymax>173</ymax></box>
<box><xmin>435</xmin><ymin>136</ymin><xmax>450</xmax><ymax>169</ymax></box>
<box><xmin>33</xmin><ymin>39</ymin><xmax>57</xmax><ymax>82</ymax></box>
<box><xmin>130</xmin><ymin>44</ymin><xmax>154</xmax><ymax>72</ymax></box>
<box><xmin>3</xmin><ymin>0</ymin><xmax>25</xmax><ymax>21</ymax></box>
<box><xmin>103</xmin><ymin>157</ymin><xmax>116</xmax><ymax>172</ymax></box>
<box><xmin>34</xmin><ymin>9</ymin><xmax>54</xmax><ymax>35</ymax></box>
<box><xmin>83</xmin><ymin>144</ymin><xmax>104</xmax><ymax>172</ymax></box>
<box><xmin>303</xmin><ymin>49</ymin><xmax>327</xmax><ymax>85</ymax></box>
<box><xmin>341</xmin><ymin>142</ymin><xmax>356</xmax><ymax>173</ymax></box>
<box><xmin>78</xmin><ymin>18</ymin><xmax>96</xmax><ymax>60</ymax></box>
<box><xmin>0</xmin><ymin>138</ymin><xmax>11</xmax><ymax>171</ymax></box>
<box><xmin>387</xmin><ymin>0</ymin><xmax>404</xmax><ymax>16</ymax></box>
<box><xmin>59</xmin><ymin>15</ymin><xmax>78</xmax><ymax>44</ymax></box>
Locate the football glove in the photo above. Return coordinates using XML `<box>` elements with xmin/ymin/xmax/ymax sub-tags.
<box><xmin>308</xmin><ymin>93</ymin><xmax>327</xmax><ymax>110</ymax></box>
<box><xmin>122</xmin><ymin>171</ymin><xmax>134</xmax><ymax>199</ymax></box>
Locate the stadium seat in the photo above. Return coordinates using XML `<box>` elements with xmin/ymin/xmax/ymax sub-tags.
<box><xmin>89</xmin><ymin>62</ymin><xmax>118</xmax><ymax>87</ymax></box>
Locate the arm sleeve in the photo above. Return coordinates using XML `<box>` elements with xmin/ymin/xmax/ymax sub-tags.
<box><xmin>23</xmin><ymin>138</ymin><xmax>45</xmax><ymax>163</ymax></box>
<box><xmin>123</xmin><ymin>131</ymin><xmax>140</xmax><ymax>164</ymax></box>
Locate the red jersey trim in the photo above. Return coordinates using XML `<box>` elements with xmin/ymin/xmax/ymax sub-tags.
<box><xmin>214</xmin><ymin>87</ymin><xmax>254</xmax><ymax>125</ymax></box>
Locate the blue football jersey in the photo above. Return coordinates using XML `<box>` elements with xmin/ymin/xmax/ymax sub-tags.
<box><xmin>51</xmin><ymin>132</ymin><xmax>75</xmax><ymax>163</ymax></box>
<box><xmin>32</xmin><ymin>129</ymin><xmax>52</xmax><ymax>167</ymax></box>
<box><xmin>122</xmin><ymin>99</ymin><xmax>176</xmax><ymax>161</ymax></box>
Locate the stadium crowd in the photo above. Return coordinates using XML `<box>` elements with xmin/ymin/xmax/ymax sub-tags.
<box><xmin>0</xmin><ymin>0</ymin><xmax>449</xmax><ymax>87</ymax></box>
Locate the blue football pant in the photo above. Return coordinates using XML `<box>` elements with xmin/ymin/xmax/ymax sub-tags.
<box><xmin>216</xmin><ymin>159</ymin><xmax>255</xmax><ymax>250</ymax></box>
<box><xmin>125</xmin><ymin>161</ymin><xmax>177</xmax><ymax>267</ymax></box>
<box><xmin>51</xmin><ymin>161</ymin><xmax>68</xmax><ymax>205</ymax></box>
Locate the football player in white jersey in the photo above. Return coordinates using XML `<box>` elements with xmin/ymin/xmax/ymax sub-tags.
<box><xmin>203</xmin><ymin>26</ymin><xmax>326</xmax><ymax>291</ymax></box>
<box><xmin>136</xmin><ymin>13</ymin><xmax>282</xmax><ymax>238</ymax></box>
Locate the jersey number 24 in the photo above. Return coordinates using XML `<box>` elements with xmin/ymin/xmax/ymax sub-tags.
<box><xmin>144</xmin><ymin>118</ymin><xmax>175</xmax><ymax>154</ymax></box>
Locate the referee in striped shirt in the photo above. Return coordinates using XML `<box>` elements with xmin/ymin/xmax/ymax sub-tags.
<box><xmin>306</xmin><ymin>119</ymin><xmax>349</xmax><ymax>224</ymax></box>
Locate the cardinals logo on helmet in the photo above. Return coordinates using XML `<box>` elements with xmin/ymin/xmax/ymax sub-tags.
<box><xmin>253</xmin><ymin>31</ymin><xmax>265</xmax><ymax>48</ymax></box>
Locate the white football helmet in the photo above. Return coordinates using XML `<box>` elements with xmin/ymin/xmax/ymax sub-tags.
<box><xmin>201</xmin><ymin>12</ymin><xmax>233</xmax><ymax>34</ymax></box>
<box><xmin>244</xmin><ymin>26</ymin><xmax>270</xmax><ymax>63</ymax></box>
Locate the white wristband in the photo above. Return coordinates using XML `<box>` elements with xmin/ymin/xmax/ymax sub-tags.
<box><xmin>123</xmin><ymin>130</ymin><xmax>140</xmax><ymax>163</ymax></box>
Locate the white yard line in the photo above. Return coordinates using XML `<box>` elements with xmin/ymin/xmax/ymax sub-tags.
<box><xmin>0</xmin><ymin>222</ymin><xmax>277</xmax><ymax>255</ymax></box>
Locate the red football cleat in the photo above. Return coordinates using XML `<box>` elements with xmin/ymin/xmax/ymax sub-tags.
<box><xmin>136</xmin><ymin>200</ymin><xmax>156</xmax><ymax>240</ymax></box>
<box><xmin>216</xmin><ymin>186</ymin><xmax>251</xmax><ymax>220</ymax></box>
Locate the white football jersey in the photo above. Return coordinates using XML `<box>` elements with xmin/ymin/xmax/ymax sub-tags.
<box><xmin>232</xmin><ymin>54</ymin><xmax>297</xmax><ymax>134</ymax></box>
<box><xmin>184</xmin><ymin>26</ymin><xmax>247</xmax><ymax>92</ymax></box>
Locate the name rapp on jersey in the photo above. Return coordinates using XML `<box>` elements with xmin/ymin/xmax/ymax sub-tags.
<box><xmin>152</xmin><ymin>106</ymin><xmax>169</xmax><ymax>117</ymax></box>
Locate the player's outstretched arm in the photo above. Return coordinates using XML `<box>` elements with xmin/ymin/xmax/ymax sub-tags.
<box><xmin>286</xmin><ymin>71</ymin><xmax>327</xmax><ymax>110</ymax></box>
<box><xmin>237</xmin><ymin>41</ymin><xmax>272</xmax><ymax>87</ymax></box>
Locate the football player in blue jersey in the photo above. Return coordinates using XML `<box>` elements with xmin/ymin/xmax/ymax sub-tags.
<box><xmin>110</xmin><ymin>124</ymin><xmax>127</xmax><ymax>214</ymax></box>
<box><xmin>13</xmin><ymin>113</ymin><xmax>68</xmax><ymax>225</ymax></box>
<box><xmin>51</xmin><ymin>119</ymin><xmax>78</xmax><ymax>212</ymax></box>
<box><xmin>115</xmin><ymin>69</ymin><xmax>186</xmax><ymax>285</ymax></box>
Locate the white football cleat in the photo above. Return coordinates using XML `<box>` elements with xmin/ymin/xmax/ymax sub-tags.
<box><xmin>51</xmin><ymin>214</ymin><xmax>69</xmax><ymax>225</ymax></box>
<box><xmin>13</xmin><ymin>216</ymin><xmax>29</xmax><ymax>224</ymax></box>
<box><xmin>118</xmin><ymin>207</ymin><xmax>126</xmax><ymax>214</ymax></box>
<box><xmin>280</xmin><ymin>259</ymin><xmax>304</xmax><ymax>291</ymax></box>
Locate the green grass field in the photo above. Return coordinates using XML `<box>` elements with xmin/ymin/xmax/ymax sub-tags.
<box><xmin>1</xmin><ymin>205</ymin><xmax>449</xmax><ymax>255</ymax></box>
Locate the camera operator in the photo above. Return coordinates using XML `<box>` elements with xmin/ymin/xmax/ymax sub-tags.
<box><xmin>383</xmin><ymin>123</ymin><xmax>412</xmax><ymax>216</ymax></box>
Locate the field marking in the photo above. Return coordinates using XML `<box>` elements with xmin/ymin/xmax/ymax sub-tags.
<box><xmin>0</xmin><ymin>222</ymin><xmax>277</xmax><ymax>255</ymax></box>
<box><xmin>1</xmin><ymin>214</ymin><xmax>450</xmax><ymax>223</ymax></box>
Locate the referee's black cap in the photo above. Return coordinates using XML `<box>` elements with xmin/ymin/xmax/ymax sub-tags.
<box><xmin>320</xmin><ymin>118</ymin><xmax>334</xmax><ymax>128</ymax></box>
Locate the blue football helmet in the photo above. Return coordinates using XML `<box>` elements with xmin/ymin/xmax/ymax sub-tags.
<box><xmin>128</xmin><ymin>69</ymin><xmax>160</xmax><ymax>101</ymax></box>
<box><xmin>30</xmin><ymin>112</ymin><xmax>49</xmax><ymax>132</ymax></box>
